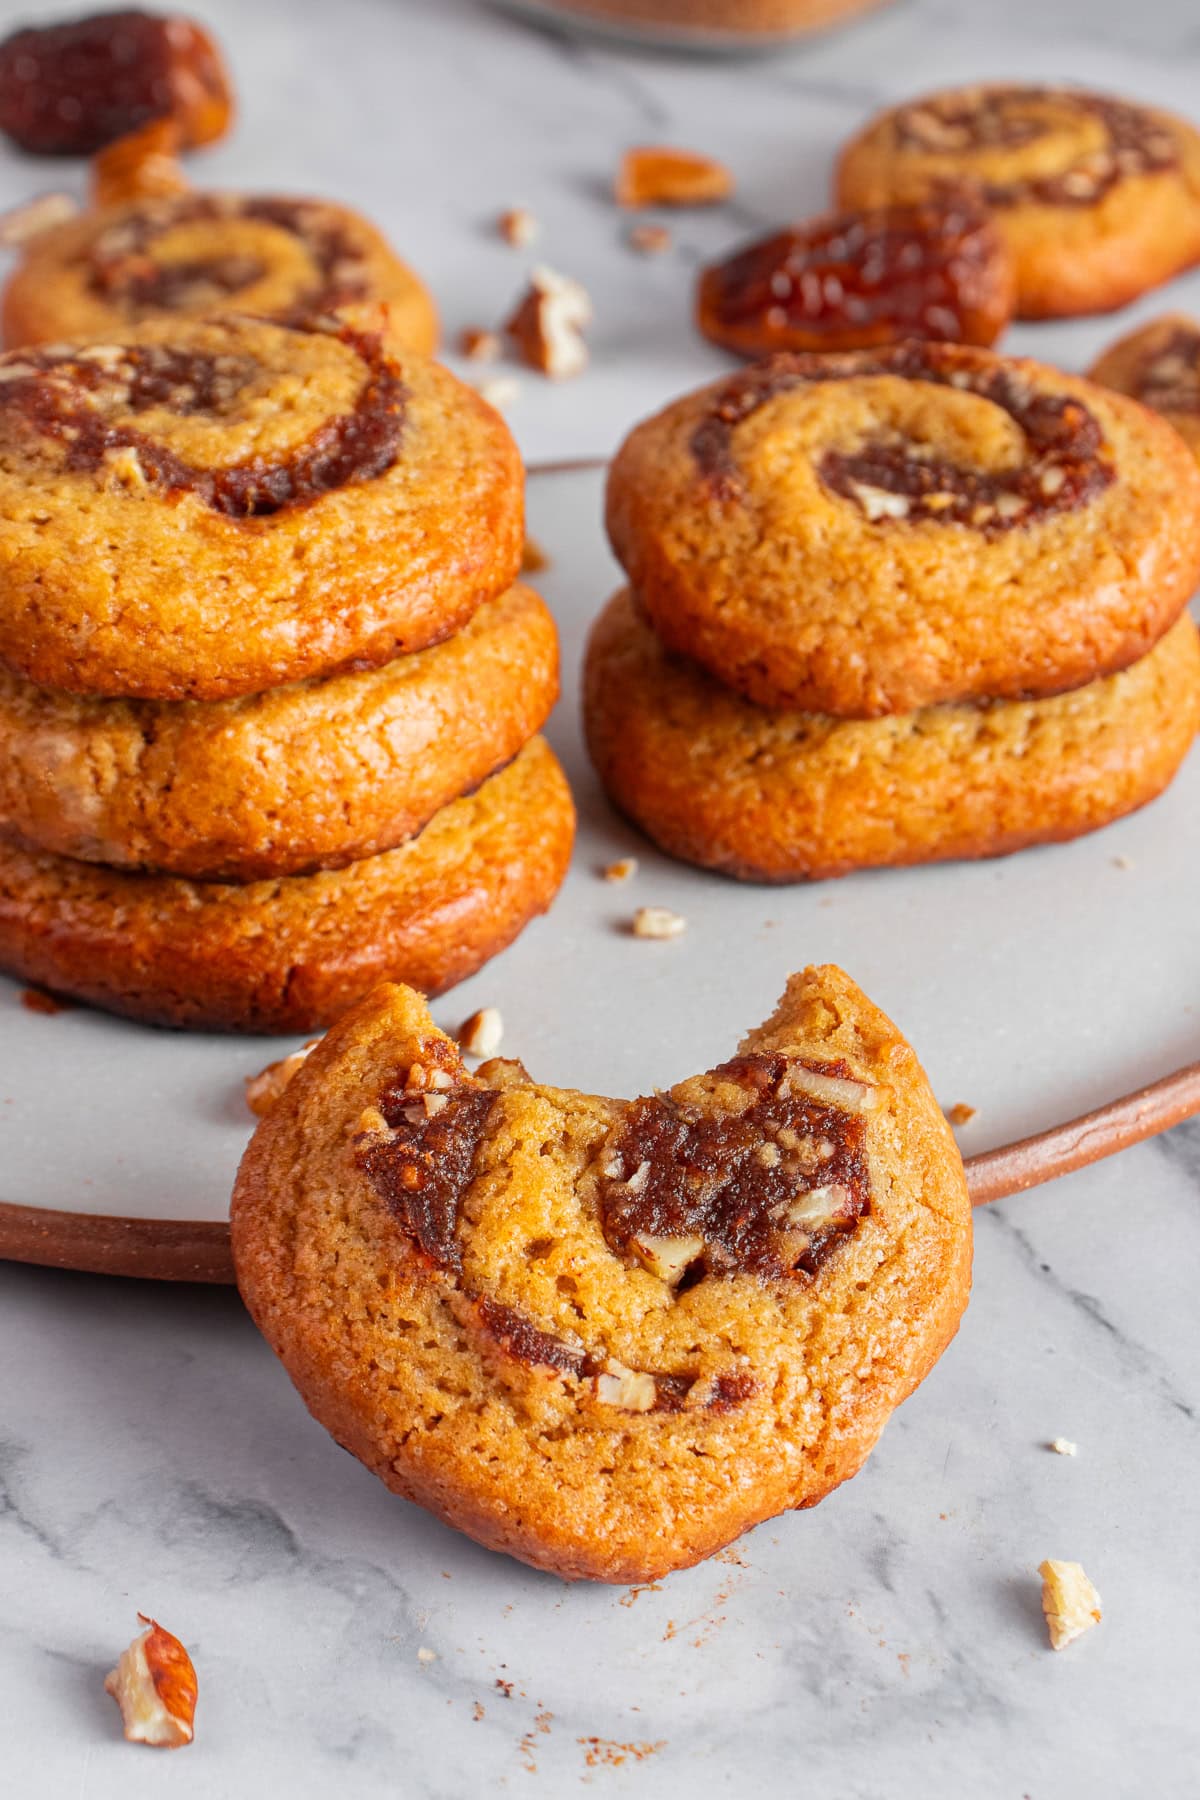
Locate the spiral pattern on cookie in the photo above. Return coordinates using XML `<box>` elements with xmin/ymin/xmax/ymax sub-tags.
<box><xmin>891</xmin><ymin>86</ymin><xmax>1178</xmax><ymax>208</ymax></box>
<box><xmin>0</xmin><ymin>314</ymin><xmax>406</xmax><ymax>518</ymax></box>
<box><xmin>691</xmin><ymin>341</ymin><xmax>1114</xmax><ymax>532</ymax></box>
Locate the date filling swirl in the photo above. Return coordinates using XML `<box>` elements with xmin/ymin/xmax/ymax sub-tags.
<box><xmin>893</xmin><ymin>87</ymin><xmax>1179</xmax><ymax>208</ymax></box>
<box><xmin>356</xmin><ymin>1048</ymin><xmax>872</xmax><ymax>1415</ymax></box>
<box><xmin>0</xmin><ymin>317</ymin><xmax>407</xmax><ymax>517</ymax></box>
<box><xmin>691</xmin><ymin>342</ymin><xmax>1115</xmax><ymax>532</ymax></box>
<box><xmin>85</xmin><ymin>195</ymin><xmax>375</xmax><ymax>319</ymax></box>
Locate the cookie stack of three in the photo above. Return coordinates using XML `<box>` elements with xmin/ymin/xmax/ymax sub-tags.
<box><xmin>0</xmin><ymin>310</ymin><xmax>574</xmax><ymax>1030</ymax></box>
<box><xmin>586</xmin><ymin>343</ymin><xmax>1200</xmax><ymax>881</ymax></box>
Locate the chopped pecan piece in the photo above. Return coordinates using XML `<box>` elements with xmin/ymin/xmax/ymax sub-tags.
<box><xmin>505</xmin><ymin>265</ymin><xmax>591</xmax><ymax>379</ymax></box>
<box><xmin>616</xmin><ymin>145</ymin><xmax>734</xmax><ymax>209</ymax></box>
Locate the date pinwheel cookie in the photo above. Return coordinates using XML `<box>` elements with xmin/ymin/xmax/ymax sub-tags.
<box><xmin>2</xmin><ymin>191</ymin><xmax>438</xmax><ymax>353</ymax></box>
<box><xmin>0</xmin><ymin>311</ymin><xmax>521</xmax><ymax>700</ymax></box>
<box><xmin>0</xmin><ymin>739</ymin><xmax>574</xmax><ymax>1033</ymax></box>
<box><xmin>231</xmin><ymin>966</ymin><xmax>972</xmax><ymax>1582</ymax></box>
<box><xmin>0</xmin><ymin>583</ymin><xmax>558</xmax><ymax>880</ymax></box>
<box><xmin>584</xmin><ymin>592</ymin><xmax>1200</xmax><ymax>882</ymax></box>
<box><xmin>1089</xmin><ymin>315</ymin><xmax>1200</xmax><ymax>461</ymax></box>
<box><xmin>835</xmin><ymin>85</ymin><xmax>1200</xmax><ymax>318</ymax></box>
<box><xmin>606</xmin><ymin>342</ymin><xmax>1200</xmax><ymax>717</ymax></box>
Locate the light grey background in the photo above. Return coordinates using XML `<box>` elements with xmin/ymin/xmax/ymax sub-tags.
<box><xmin>2</xmin><ymin>0</ymin><xmax>1199</xmax><ymax>1793</ymax></box>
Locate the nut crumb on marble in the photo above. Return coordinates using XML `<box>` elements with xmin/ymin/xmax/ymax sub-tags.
<box><xmin>628</xmin><ymin>223</ymin><xmax>673</xmax><ymax>255</ymax></box>
<box><xmin>459</xmin><ymin>326</ymin><xmax>501</xmax><ymax>362</ymax></box>
<box><xmin>245</xmin><ymin>1040</ymin><xmax>320</xmax><ymax>1117</ymax></box>
<box><xmin>1112</xmin><ymin>854</ymin><xmax>1134</xmax><ymax>870</ymax></box>
<box><xmin>1049</xmin><ymin>1438</ymin><xmax>1078</xmax><ymax>1456</ymax></box>
<box><xmin>1039</xmin><ymin>1559</ymin><xmax>1102</xmax><ymax>1650</ymax></box>
<box><xmin>616</xmin><ymin>145</ymin><xmax>734</xmax><ymax>208</ymax></box>
<box><xmin>603</xmin><ymin>856</ymin><xmax>638</xmax><ymax>882</ymax></box>
<box><xmin>505</xmin><ymin>265</ymin><xmax>592</xmax><ymax>379</ymax></box>
<box><xmin>417</xmin><ymin>1646</ymin><xmax>438</xmax><ymax>1664</ymax></box>
<box><xmin>459</xmin><ymin>1006</ymin><xmax>504</xmax><ymax>1058</ymax></box>
<box><xmin>631</xmin><ymin>905</ymin><xmax>687</xmax><ymax>940</ymax></box>
<box><xmin>945</xmin><ymin>1102</ymin><xmax>977</xmax><ymax>1126</ymax></box>
<box><xmin>499</xmin><ymin>206</ymin><xmax>539</xmax><ymax>247</ymax></box>
<box><xmin>104</xmin><ymin>1616</ymin><xmax>197</xmax><ymax>1748</ymax></box>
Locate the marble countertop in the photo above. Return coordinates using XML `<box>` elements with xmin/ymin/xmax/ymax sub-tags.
<box><xmin>3</xmin><ymin>0</ymin><xmax>1200</xmax><ymax>1793</ymax></box>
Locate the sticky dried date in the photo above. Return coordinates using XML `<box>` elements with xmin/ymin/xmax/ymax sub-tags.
<box><xmin>0</xmin><ymin>9</ymin><xmax>233</xmax><ymax>157</ymax></box>
<box><xmin>696</xmin><ymin>200</ymin><xmax>1014</xmax><ymax>358</ymax></box>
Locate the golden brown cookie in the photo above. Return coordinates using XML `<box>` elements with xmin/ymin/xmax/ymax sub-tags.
<box><xmin>0</xmin><ymin>739</ymin><xmax>574</xmax><ymax>1032</ymax></box>
<box><xmin>2</xmin><ymin>192</ymin><xmax>438</xmax><ymax>353</ymax></box>
<box><xmin>606</xmin><ymin>343</ymin><xmax>1200</xmax><ymax>717</ymax></box>
<box><xmin>0</xmin><ymin>311</ymin><xmax>521</xmax><ymax>700</ymax></box>
<box><xmin>835</xmin><ymin>85</ymin><xmax>1200</xmax><ymax>319</ymax></box>
<box><xmin>0</xmin><ymin>583</ymin><xmax>558</xmax><ymax>881</ymax></box>
<box><xmin>584</xmin><ymin>591</ymin><xmax>1200</xmax><ymax>881</ymax></box>
<box><xmin>1088</xmin><ymin>314</ymin><xmax>1200</xmax><ymax>460</ymax></box>
<box><xmin>231</xmin><ymin>965</ymin><xmax>972</xmax><ymax>1583</ymax></box>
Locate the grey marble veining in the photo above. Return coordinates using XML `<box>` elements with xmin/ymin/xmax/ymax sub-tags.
<box><xmin>3</xmin><ymin>0</ymin><xmax>1200</xmax><ymax>1792</ymax></box>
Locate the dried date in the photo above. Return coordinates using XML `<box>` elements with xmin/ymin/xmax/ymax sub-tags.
<box><xmin>696</xmin><ymin>200</ymin><xmax>1014</xmax><ymax>359</ymax></box>
<box><xmin>0</xmin><ymin>9</ymin><xmax>233</xmax><ymax>157</ymax></box>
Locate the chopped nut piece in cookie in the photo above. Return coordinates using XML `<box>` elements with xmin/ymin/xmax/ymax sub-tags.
<box><xmin>1049</xmin><ymin>1438</ymin><xmax>1079</xmax><ymax>1456</ymax></box>
<box><xmin>499</xmin><ymin>206</ymin><xmax>539</xmax><ymax>247</ymax></box>
<box><xmin>521</xmin><ymin>535</ymin><xmax>551</xmax><ymax>573</ymax></box>
<box><xmin>631</xmin><ymin>906</ymin><xmax>686</xmax><ymax>940</ymax></box>
<box><xmin>1039</xmin><ymin>1560</ymin><xmax>1102</xmax><ymax>1650</ymax></box>
<box><xmin>0</xmin><ymin>190</ymin><xmax>77</xmax><ymax>246</ymax></box>
<box><xmin>506</xmin><ymin>265</ymin><xmax>592</xmax><ymax>379</ymax></box>
<box><xmin>616</xmin><ymin>146</ymin><xmax>734</xmax><ymax>208</ymax></box>
<box><xmin>459</xmin><ymin>1007</ymin><xmax>504</xmax><ymax>1058</ymax></box>
<box><xmin>780</xmin><ymin>1068</ymin><xmax>878</xmax><ymax>1112</ymax></box>
<box><xmin>631</xmin><ymin>1231</ymin><xmax>705</xmax><ymax>1284</ymax></box>
<box><xmin>459</xmin><ymin>326</ymin><xmax>501</xmax><ymax>362</ymax></box>
<box><xmin>629</xmin><ymin>223</ymin><xmax>672</xmax><ymax>255</ymax></box>
<box><xmin>477</xmin><ymin>375</ymin><xmax>520</xmax><ymax>410</ymax></box>
<box><xmin>945</xmin><ymin>1102</ymin><xmax>977</xmax><ymax>1126</ymax></box>
<box><xmin>245</xmin><ymin>1041</ymin><xmax>320</xmax><ymax>1117</ymax></box>
<box><xmin>594</xmin><ymin>1361</ymin><xmax>657</xmax><ymax>1412</ymax></box>
<box><xmin>104</xmin><ymin>1616</ymin><xmax>197</xmax><ymax>1748</ymax></box>
<box><xmin>603</xmin><ymin>857</ymin><xmax>638</xmax><ymax>883</ymax></box>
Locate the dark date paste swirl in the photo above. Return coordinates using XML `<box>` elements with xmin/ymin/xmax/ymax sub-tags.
<box><xmin>351</xmin><ymin>1049</ymin><xmax>878</xmax><ymax>1414</ymax></box>
<box><xmin>691</xmin><ymin>341</ymin><xmax>1114</xmax><ymax>532</ymax></box>
<box><xmin>0</xmin><ymin>316</ymin><xmax>406</xmax><ymax>518</ymax></box>
<box><xmin>86</xmin><ymin>194</ymin><xmax>374</xmax><ymax>320</ymax></box>
<box><xmin>892</xmin><ymin>88</ymin><xmax>1179</xmax><ymax>208</ymax></box>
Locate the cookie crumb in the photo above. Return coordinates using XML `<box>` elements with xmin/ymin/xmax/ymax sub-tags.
<box><xmin>1039</xmin><ymin>1559</ymin><xmax>1102</xmax><ymax>1650</ymax></box>
<box><xmin>628</xmin><ymin>223</ymin><xmax>673</xmax><ymax>255</ymax></box>
<box><xmin>1049</xmin><ymin>1438</ymin><xmax>1078</xmax><ymax>1456</ymax></box>
<box><xmin>521</xmin><ymin>535</ymin><xmax>551</xmax><ymax>573</ymax></box>
<box><xmin>459</xmin><ymin>1007</ymin><xmax>504</xmax><ymax>1058</ymax></box>
<box><xmin>459</xmin><ymin>326</ymin><xmax>500</xmax><ymax>362</ymax></box>
<box><xmin>603</xmin><ymin>857</ymin><xmax>638</xmax><ymax>883</ymax></box>
<box><xmin>499</xmin><ymin>206</ymin><xmax>539</xmax><ymax>247</ymax></box>
<box><xmin>20</xmin><ymin>986</ymin><xmax>69</xmax><ymax>1015</ymax></box>
<box><xmin>472</xmin><ymin>1701</ymin><xmax>485</xmax><ymax>1721</ymax></box>
<box><xmin>945</xmin><ymin>1102</ymin><xmax>977</xmax><ymax>1126</ymax></box>
<box><xmin>417</xmin><ymin>1646</ymin><xmax>438</xmax><ymax>1664</ymax></box>
<box><xmin>477</xmin><ymin>375</ymin><xmax>520</xmax><ymax>410</ymax></box>
<box><xmin>1112</xmin><ymin>854</ymin><xmax>1134</xmax><ymax>870</ymax></box>
<box><xmin>632</xmin><ymin>906</ymin><xmax>686</xmax><ymax>940</ymax></box>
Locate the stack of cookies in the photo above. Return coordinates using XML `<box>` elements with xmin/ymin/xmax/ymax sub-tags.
<box><xmin>0</xmin><ymin>309</ymin><xmax>574</xmax><ymax>1030</ymax></box>
<box><xmin>586</xmin><ymin>342</ymin><xmax>1200</xmax><ymax>881</ymax></box>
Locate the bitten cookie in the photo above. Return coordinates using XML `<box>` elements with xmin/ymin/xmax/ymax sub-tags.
<box><xmin>1089</xmin><ymin>315</ymin><xmax>1200</xmax><ymax>460</ymax></box>
<box><xmin>0</xmin><ymin>739</ymin><xmax>574</xmax><ymax>1032</ymax></box>
<box><xmin>606</xmin><ymin>343</ymin><xmax>1200</xmax><ymax>717</ymax></box>
<box><xmin>0</xmin><ymin>311</ymin><xmax>522</xmax><ymax>700</ymax></box>
<box><xmin>2</xmin><ymin>192</ymin><xmax>438</xmax><ymax>353</ymax></box>
<box><xmin>231</xmin><ymin>965</ymin><xmax>972</xmax><ymax>1583</ymax></box>
<box><xmin>584</xmin><ymin>591</ymin><xmax>1200</xmax><ymax>882</ymax></box>
<box><xmin>835</xmin><ymin>84</ymin><xmax>1200</xmax><ymax>318</ymax></box>
<box><xmin>0</xmin><ymin>583</ymin><xmax>558</xmax><ymax>881</ymax></box>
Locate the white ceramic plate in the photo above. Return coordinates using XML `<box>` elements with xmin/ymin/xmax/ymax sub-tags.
<box><xmin>0</xmin><ymin>464</ymin><xmax>1196</xmax><ymax>1238</ymax></box>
